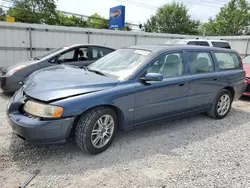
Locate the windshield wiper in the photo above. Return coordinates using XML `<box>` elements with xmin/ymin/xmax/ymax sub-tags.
<box><xmin>33</xmin><ymin>57</ymin><xmax>40</xmax><ymax>60</ymax></box>
<box><xmin>82</xmin><ymin>66</ymin><xmax>89</xmax><ymax>70</ymax></box>
<box><xmin>88</xmin><ymin>69</ymin><xmax>107</xmax><ymax>76</ymax></box>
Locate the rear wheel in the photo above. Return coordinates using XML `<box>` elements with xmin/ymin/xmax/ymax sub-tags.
<box><xmin>75</xmin><ymin>107</ymin><xmax>117</xmax><ymax>154</ymax></box>
<box><xmin>207</xmin><ymin>89</ymin><xmax>232</xmax><ymax>119</ymax></box>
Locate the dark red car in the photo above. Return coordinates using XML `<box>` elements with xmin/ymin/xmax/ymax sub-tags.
<box><xmin>243</xmin><ymin>56</ymin><xmax>250</xmax><ymax>96</ymax></box>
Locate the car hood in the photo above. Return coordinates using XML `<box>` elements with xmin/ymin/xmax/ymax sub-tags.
<box><xmin>23</xmin><ymin>65</ymin><xmax>119</xmax><ymax>102</ymax></box>
<box><xmin>2</xmin><ymin>59</ymin><xmax>39</xmax><ymax>73</ymax></box>
<box><xmin>243</xmin><ymin>63</ymin><xmax>250</xmax><ymax>77</ymax></box>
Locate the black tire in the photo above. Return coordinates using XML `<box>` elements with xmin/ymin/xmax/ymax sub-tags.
<box><xmin>207</xmin><ymin>89</ymin><xmax>233</xmax><ymax>119</ymax></box>
<box><xmin>75</xmin><ymin>106</ymin><xmax>118</xmax><ymax>155</ymax></box>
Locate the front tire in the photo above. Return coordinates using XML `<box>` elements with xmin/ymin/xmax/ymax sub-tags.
<box><xmin>75</xmin><ymin>107</ymin><xmax>117</xmax><ymax>154</ymax></box>
<box><xmin>207</xmin><ymin>89</ymin><xmax>232</xmax><ymax>119</ymax></box>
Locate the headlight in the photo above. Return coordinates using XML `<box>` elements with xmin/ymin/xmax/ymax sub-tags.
<box><xmin>6</xmin><ymin>65</ymin><xmax>27</xmax><ymax>76</ymax></box>
<box><xmin>23</xmin><ymin>101</ymin><xmax>64</xmax><ymax>118</ymax></box>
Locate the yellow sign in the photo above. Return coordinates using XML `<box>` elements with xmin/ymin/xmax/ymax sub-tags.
<box><xmin>6</xmin><ymin>16</ymin><xmax>15</xmax><ymax>23</ymax></box>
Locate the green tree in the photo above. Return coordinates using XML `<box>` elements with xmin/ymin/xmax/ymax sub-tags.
<box><xmin>0</xmin><ymin>8</ymin><xmax>6</xmax><ymax>21</ymax></box>
<box><xmin>203</xmin><ymin>0</ymin><xmax>250</xmax><ymax>36</ymax></box>
<box><xmin>86</xmin><ymin>13</ymin><xmax>109</xmax><ymax>29</ymax></box>
<box><xmin>143</xmin><ymin>2</ymin><xmax>200</xmax><ymax>34</ymax></box>
<box><xmin>58</xmin><ymin>13</ymin><xmax>87</xmax><ymax>27</ymax></box>
<box><xmin>7</xmin><ymin>0</ymin><xmax>58</xmax><ymax>25</ymax></box>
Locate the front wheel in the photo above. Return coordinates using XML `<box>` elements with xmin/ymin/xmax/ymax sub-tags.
<box><xmin>207</xmin><ymin>89</ymin><xmax>232</xmax><ymax>119</ymax></box>
<box><xmin>75</xmin><ymin>107</ymin><xmax>117</xmax><ymax>154</ymax></box>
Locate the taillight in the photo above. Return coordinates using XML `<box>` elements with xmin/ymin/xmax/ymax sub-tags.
<box><xmin>237</xmin><ymin>52</ymin><xmax>243</xmax><ymax>65</ymax></box>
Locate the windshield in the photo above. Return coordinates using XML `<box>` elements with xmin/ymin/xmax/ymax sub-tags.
<box><xmin>36</xmin><ymin>47</ymin><xmax>64</xmax><ymax>60</ymax></box>
<box><xmin>88</xmin><ymin>48</ymin><xmax>152</xmax><ymax>80</ymax></box>
<box><xmin>243</xmin><ymin>56</ymin><xmax>250</xmax><ymax>64</ymax></box>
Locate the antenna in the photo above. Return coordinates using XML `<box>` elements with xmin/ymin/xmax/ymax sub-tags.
<box><xmin>203</xmin><ymin>28</ymin><xmax>206</xmax><ymax>37</ymax></box>
<box><xmin>104</xmin><ymin>28</ymin><xmax>118</xmax><ymax>46</ymax></box>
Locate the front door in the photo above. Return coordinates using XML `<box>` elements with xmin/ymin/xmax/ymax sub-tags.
<box><xmin>133</xmin><ymin>52</ymin><xmax>189</xmax><ymax>124</ymax></box>
<box><xmin>55</xmin><ymin>46</ymin><xmax>92</xmax><ymax>67</ymax></box>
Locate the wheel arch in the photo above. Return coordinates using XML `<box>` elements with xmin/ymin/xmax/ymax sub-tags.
<box><xmin>223</xmin><ymin>86</ymin><xmax>235</xmax><ymax>99</ymax></box>
<box><xmin>70</xmin><ymin>104</ymin><xmax>125</xmax><ymax>136</ymax></box>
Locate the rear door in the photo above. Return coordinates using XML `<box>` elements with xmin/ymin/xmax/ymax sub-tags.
<box><xmin>185</xmin><ymin>50</ymin><xmax>220</xmax><ymax>109</ymax></box>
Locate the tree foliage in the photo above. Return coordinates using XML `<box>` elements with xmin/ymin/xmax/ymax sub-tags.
<box><xmin>86</xmin><ymin>13</ymin><xmax>109</xmax><ymax>29</ymax></box>
<box><xmin>202</xmin><ymin>0</ymin><xmax>250</xmax><ymax>36</ymax></box>
<box><xmin>0</xmin><ymin>8</ymin><xmax>6</xmax><ymax>21</ymax></box>
<box><xmin>8</xmin><ymin>0</ymin><xmax>58</xmax><ymax>25</ymax></box>
<box><xmin>3</xmin><ymin>1</ymin><xmax>132</xmax><ymax>31</ymax></box>
<box><xmin>57</xmin><ymin>13</ymin><xmax>87</xmax><ymax>27</ymax></box>
<box><xmin>144</xmin><ymin>2</ymin><xmax>200</xmax><ymax>35</ymax></box>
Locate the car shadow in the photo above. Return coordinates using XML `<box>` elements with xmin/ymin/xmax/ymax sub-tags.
<box><xmin>0</xmin><ymin>90</ymin><xmax>12</xmax><ymax>100</ymax></box>
<box><xmin>7</xmin><ymin>106</ymin><xmax>250</xmax><ymax>176</ymax></box>
<box><xmin>239</xmin><ymin>96</ymin><xmax>250</xmax><ymax>102</ymax></box>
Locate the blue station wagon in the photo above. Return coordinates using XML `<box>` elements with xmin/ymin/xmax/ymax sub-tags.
<box><xmin>7</xmin><ymin>45</ymin><xmax>246</xmax><ymax>154</ymax></box>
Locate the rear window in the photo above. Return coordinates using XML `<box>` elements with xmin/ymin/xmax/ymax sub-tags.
<box><xmin>212</xmin><ymin>42</ymin><xmax>231</xmax><ymax>49</ymax></box>
<box><xmin>214</xmin><ymin>52</ymin><xmax>241</xmax><ymax>70</ymax></box>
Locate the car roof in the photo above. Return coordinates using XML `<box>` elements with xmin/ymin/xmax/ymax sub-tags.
<box><xmin>66</xmin><ymin>44</ymin><xmax>115</xmax><ymax>50</ymax></box>
<box><xmin>171</xmin><ymin>38</ymin><xmax>229</xmax><ymax>43</ymax></box>
<box><xmin>126</xmin><ymin>44</ymin><xmax>235</xmax><ymax>54</ymax></box>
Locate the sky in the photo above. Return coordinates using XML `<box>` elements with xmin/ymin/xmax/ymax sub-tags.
<box><xmin>56</xmin><ymin>0</ymin><xmax>230</xmax><ymax>24</ymax></box>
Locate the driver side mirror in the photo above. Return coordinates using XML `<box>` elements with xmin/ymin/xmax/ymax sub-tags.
<box><xmin>140</xmin><ymin>73</ymin><xmax>163</xmax><ymax>82</ymax></box>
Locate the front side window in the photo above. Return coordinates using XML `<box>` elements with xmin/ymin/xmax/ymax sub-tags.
<box><xmin>214</xmin><ymin>52</ymin><xmax>241</xmax><ymax>70</ymax></box>
<box><xmin>188</xmin><ymin>52</ymin><xmax>214</xmax><ymax>74</ymax></box>
<box><xmin>146</xmin><ymin>52</ymin><xmax>184</xmax><ymax>78</ymax></box>
<box><xmin>56</xmin><ymin>49</ymin><xmax>76</xmax><ymax>63</ymax></box>
<box><xmin>77</xmin><ymin>48</ymin><xmax>88</xmax><ymax>61</ymax></box>
<box><xmin>88</xmin><ymin>49</ymin><xmax>151</xmax><ymax>80</ymax></box>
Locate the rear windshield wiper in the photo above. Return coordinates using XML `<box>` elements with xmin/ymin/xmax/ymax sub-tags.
<box><xmin>88</xmin><ymin>69</ymin><xmax>107</xmax><ymax>76</ymax></box>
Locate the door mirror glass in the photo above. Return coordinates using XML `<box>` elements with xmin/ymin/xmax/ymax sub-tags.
<box><xmin>142</xmin><ymin>73</ymin><xmax>163</xmax><ymax>82</ymax></box>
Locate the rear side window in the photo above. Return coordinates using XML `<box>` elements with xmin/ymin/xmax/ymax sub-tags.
<box><xmin>187</xmin><ymin>41</ymin><xmax>209</xmax><ymax>46</ymax></box>
<box><xmin>196</xmin><ymin>41</ymin><xmax>209</xmax><ymax>46</ymax></box>
<box><xmin>187</xmin><ymin>41</ymin><xmax>196</xmax><ymax>45</ymax></box>
<box><xmin>212</xmin><ymin>42</ymin><xmax>231</xmax><ymax>49</ymax></box>
<box><xmin>188</xmin><ymin>52</ymin><xmax>214</xmax><ymax>74</ymax></box>
<box><xmin>214</xmin><ymin>52</ymin><xmax>241</xmax><ymax>70</ymax></box>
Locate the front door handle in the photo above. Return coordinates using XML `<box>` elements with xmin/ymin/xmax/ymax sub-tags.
<box><xmin>179</xmin><ymin>83</ymin><xmax>185</xmax><ymax>86</ymax></box>
<box><xmin>213</xmin><ymin>78</ymin><xmax>218</xmax><ymax>81</ymax></box>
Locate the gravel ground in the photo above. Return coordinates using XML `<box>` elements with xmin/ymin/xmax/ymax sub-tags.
<box><xmin>1</xmin><ymin>90</ymin><xmax>250</xmax><ymax>188</ymax></box>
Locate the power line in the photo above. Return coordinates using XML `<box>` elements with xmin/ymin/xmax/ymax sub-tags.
<box><xmin>116</xmin><ymin>0</ymin><xmax>157</xmax><ymax>10</ymax></box>
<box><xmin>199</xmin><ymin>0</ymin><xmax>225</xmax><ymax>5</ymax></box>
<box><xmin>117</xmin><ymin>0</ymin><xmax>225</xmax><ymax>9</ymax></box>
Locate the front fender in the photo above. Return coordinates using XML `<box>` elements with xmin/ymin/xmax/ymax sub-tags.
<box><xmin>52</xmin><ymin>82</ymin><xmax>136</xmax><ymax>128</ymax></box>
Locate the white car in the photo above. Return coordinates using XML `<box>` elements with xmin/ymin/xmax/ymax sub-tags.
<box><xmin>165</xmin><ymin>38</ymin><xmax>231</xmax><ymax>49</ymax></box>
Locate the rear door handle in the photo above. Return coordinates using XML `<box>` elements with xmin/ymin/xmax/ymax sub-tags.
<box><xmin>213</xmin><ymin>78</ymin><xmax>218</xmax><ymax>81</ymax></box>
<box><xmin>179</xmin><ymin>83</ymin><xmax>185</xmax><ymax>86</ymax></box>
